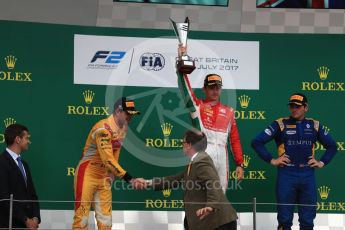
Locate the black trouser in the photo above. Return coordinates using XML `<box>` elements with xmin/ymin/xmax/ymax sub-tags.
<box><xmin>184</xmin><ymin>218</ymin><xmax>237</xmax><ymax>230</ymax></box>
<box><xmin>184</xmin><ymin>217</ymin><xmax>189</xmax><ymax>230</ymax></box>
<box><xmin>215</xmin><ymin>221</ymin><xmax>237</xmax><ymax>230</ymax></box>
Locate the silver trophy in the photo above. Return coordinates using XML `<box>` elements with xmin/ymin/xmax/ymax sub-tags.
<box><xmin>170</xmin><ymin>17</ymin><xmax>196</xmax><ymax>74</ymax></box>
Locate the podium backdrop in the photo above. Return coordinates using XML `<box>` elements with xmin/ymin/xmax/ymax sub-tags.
<box><xmin>0</xmin><ymin>20</ymin><xmax>344</xmax><ymax>213</ymax></box>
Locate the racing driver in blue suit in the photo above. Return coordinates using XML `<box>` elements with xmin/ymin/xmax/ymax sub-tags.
<box><xmin>251</xmin><ymin>93</ymin><xmax>337</xmax><ymax>230</ymax></box>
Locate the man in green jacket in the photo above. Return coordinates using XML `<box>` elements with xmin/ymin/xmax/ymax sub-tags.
<box><xmin>146</xmin><ymin>130</ymin><xmax>238</xmax><ymax>230</ymax></box>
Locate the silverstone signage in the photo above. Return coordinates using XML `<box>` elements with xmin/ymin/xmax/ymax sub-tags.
<box><xmin>74</xmin><ymin>34</ymin><xmax>259</xmax><ymax>90</ymax></box>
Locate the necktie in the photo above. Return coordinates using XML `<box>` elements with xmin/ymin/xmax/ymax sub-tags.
<box><xmin>312</xmin><ymin>0</ymin><xmax>325</xmax><ymax>8</ymax></box>
<box><xmin>17</xmin><ymin>157</ymin><xmax>27</xmax><ymax>184</ymax></box>
<box><xmin>187</xmin><ymin>163</ymin><xmax>191</xmax><ymax>176</ymax></box>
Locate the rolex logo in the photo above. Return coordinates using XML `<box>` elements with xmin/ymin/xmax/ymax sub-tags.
<box><xmin>67</xmin><ymin>90</ymin><xmax>109</xmax><ymax>116</ymax></box>
<box><xmin>162</xmin><ymin>189</ymin><xmax>172</xmax><ymax>198</ymax></box>
<box><xmin>243</xmin><ymin>155</ymin><xmax>251</xmax><ymax>168</ymax></box>
<box><xmin>161</xmin><ymin>123</ymin><xmax>173</xmax><ymax>137</ymax></box>
<box><xmin>302</xmin><ymin>65</ymin><xmax>343</xmax><ymax>91</ymax></box>
<box><xmin>317</xmin><ymin>66</ymin><xmax>329</xmax><ymax>80</ymax></box>
<box><xmin>318</xmin><ymin>186</ymin><xmax>331</xmax><ymax>200</ymax></box>
<box><xmin>83</xmin><ymin>90</ymin><xmax>95</xmax><ymax>104</ymax></box>
<box><xmin>323</xmin><ymin>126</ymin><xmax>330</xmax><ymax>135</ymax></box>
<box><xmin>0</xmin><ymin>55</ymin><xmax>32</xmax><ymax>82</ymax></box>
<box><xmin>4</xmin><ymin>55</ymin><xmax>17</xmax><ymax>70</ymax></box>
<box><xmin>4</xmin><ymin>118</ymin><xmax>16</xmax><ymax>128</ymax></box>
<box><xmin>235</xmin><ymin>95</ymin><xmax>266</xmax><ymax>120</ymax></box>
<box><xmin>146</xmin><ymin>122</ymin><xmax>182</xmax><ymax>148</ymax></box>
<box><xmin>238</xmin><ymin>95</ymin><xmax>250</xmax><ymax>109</ymax></box>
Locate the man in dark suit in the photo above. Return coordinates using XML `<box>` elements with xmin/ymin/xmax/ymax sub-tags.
<box><xmin>147</xmin><ymin>130</ymin><xmax>238</xmax><ymax>230</ymax></box>
<box><xmin>0</xmin><ymin>124</ymin><xmax>40</xmax><ymax>229</ymax></box>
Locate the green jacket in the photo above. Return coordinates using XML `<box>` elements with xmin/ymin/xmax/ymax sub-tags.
<box><xmin>153</xmin><ymin>151</ymin><xmax>237</xmax><ymax>230</ymax></box>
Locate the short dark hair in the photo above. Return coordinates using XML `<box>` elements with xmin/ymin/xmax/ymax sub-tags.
<box><xmin>4</xmin><ymin>124</ymin><xmax>29</xmax><ymax>146</ymax></box>
<box><xmin>184</xmin><ymin>130</ymin><xmax>207</xmax><ymax>152</ymax></box>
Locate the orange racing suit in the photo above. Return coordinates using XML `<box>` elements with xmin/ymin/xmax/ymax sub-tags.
<box><xmin>73</xmin><ymin>115</ymin><xmax>132</xmax><ymax>230</ymax></box>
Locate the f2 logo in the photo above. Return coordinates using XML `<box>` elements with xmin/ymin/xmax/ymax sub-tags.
<box><xmin>91</xmin><ymin>51</ymin><xmax>126</xmax><ymax>64</ymax></box>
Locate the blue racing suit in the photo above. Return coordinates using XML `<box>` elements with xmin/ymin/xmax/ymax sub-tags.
<box><xmin>251</xmin><ymin>117</ymin><xmax>337</xmax><ymax>230</ymax></box>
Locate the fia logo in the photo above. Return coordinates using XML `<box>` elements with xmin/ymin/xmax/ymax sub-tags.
<box><xmin>140</xmin><ymin>53</ymin><xmax>165</xmax><ymax>71</ymax></box>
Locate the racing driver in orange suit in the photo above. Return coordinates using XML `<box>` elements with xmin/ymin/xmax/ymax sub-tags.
<box><xmin>177</xmin><ymin>45</ymin><xmax>244</xmax><ymax>193</ymax></box>
<box><xmin>73</xmin><ymin>97</ymin><xmax>144</xmax><ymax>230</ymax></box>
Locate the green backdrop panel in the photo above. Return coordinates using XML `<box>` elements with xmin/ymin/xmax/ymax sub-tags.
<box><xmin>0</xmin><ymin>20</ymin><xmax>344</xmax><ymax>213</ymax></box>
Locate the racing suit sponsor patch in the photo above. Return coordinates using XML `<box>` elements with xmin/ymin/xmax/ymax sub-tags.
<box><xmin>265</xmin><ymin>128</ymin><xmax>272</xmax><ymax>136</ymax></box>
<box><xmin>286</xmin><ymin>130</ymin><xmax>296</xmax><ymax>135</ymax></box>
<box><xmin>287</xmin><ymin>140</ymin><xmax>313</xmax><ymax>146</ymax></box>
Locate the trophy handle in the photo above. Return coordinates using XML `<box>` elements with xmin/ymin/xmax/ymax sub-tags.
<box><xmin>177</xmin><ymin>44</ymin><xmax>187</xmax><ymax>58</ymax></box>
<box><xmin>170</xmin><ymin>17</ymin><xmax>196</xmax><ymax>74</ymax></box>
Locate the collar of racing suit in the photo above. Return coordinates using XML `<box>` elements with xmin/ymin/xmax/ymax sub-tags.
<box><xmin>202</xmin><ymin>99</ymin><xmax>220</xmax><ymax>106</ymax></box>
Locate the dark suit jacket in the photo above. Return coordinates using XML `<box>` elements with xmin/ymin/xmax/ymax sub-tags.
<box><xmin>0</xmin><ymin>150</ymin><xmax>40</xmax><ymax>229</ymax></box>
<box><xmin>153</xmin><ymin>151</ymin><xmax>237</xmax><ymax>230</ymax></box>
